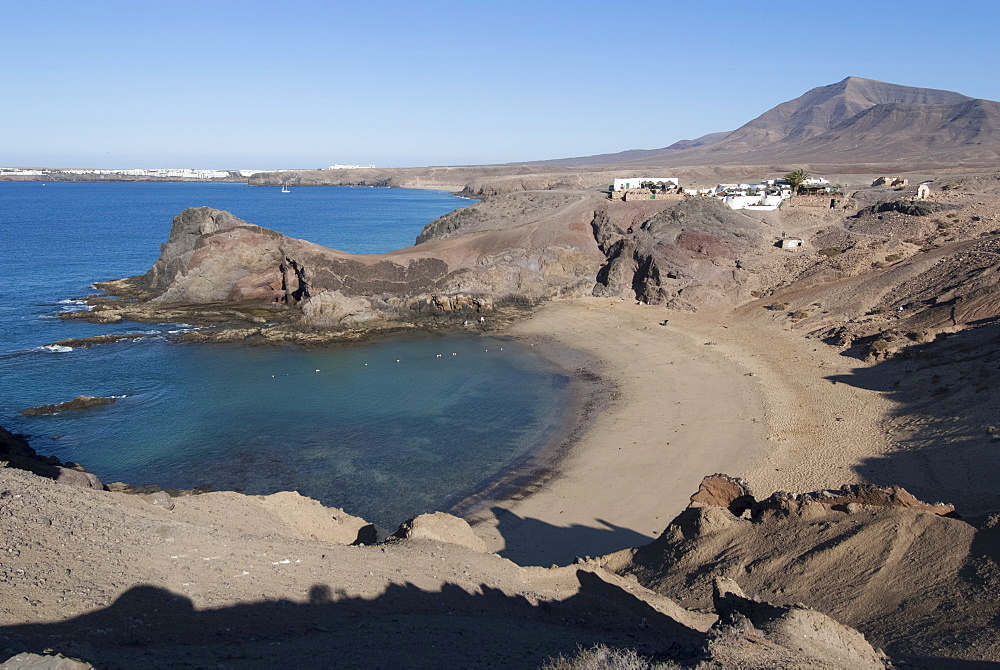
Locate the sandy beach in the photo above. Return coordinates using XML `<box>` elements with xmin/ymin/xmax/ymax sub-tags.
<box><xmin>470</xmin><ymin>297</ymin><xmax>897</xmax><ymax>566</ymax></box>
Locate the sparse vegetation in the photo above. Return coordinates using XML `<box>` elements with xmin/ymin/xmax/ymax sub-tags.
<box><xmin>819</xmin><ymin>247</ymin><xmax>843</xmax><ymax>257</ymax></box>
<box><xmin>866</xmin><ymin>336</ymin><xmax>896</xmax><ymax>358</ymax></box>
<box><xmin>783</xmin><ymin>169</ymin><xmax>809</xmax><ymax>194</ymax></box>
<box><xmin>790</xmin><ymin>310</ymin><xmax>810</xmax><ymax>322</ymax></box>
<box><xmin>885</xmin><ymin>254</ymin><xmax>903</xmax><ymax>262</ymax></box>
<box><xmin>765</xmin><ymin>302</ymin><xmax>789</xmax><ymax>311</ymax></box>
<box><xmin>542</xmin><ymin>645</ymin><xmax>679</xmax><ymax>670</ymax></box>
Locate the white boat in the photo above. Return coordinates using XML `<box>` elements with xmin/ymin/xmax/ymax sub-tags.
<box><xmin>281</xmin><ymin>184</ymin><xmax>290</xmax><ymax>193</ymax></box>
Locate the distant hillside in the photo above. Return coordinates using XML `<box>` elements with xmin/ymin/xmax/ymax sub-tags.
<box><xmin>543</xmin><ymin>77</ymin><xmax>999</xmax><ymax>167</ymax></box>
<box><xmin>533</xmin><ymin>131</ymin><xmax>732</xmax><ymax>167</ymax></box>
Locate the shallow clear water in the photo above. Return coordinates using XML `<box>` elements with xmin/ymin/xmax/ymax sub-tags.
<box><xmin>0</xmin><ymin>182</ymin><xmax>568</xmax><ymax>529</ymax></box>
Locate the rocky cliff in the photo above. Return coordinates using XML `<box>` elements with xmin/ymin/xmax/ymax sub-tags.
<box><xmin>83</xmin><ymin>197</ymin><xmax>605</xmax><ymax>339</ymax></box>
<box><xmin>592</xmin><ymin>198</ymin><xmax>771</xmax><ymax>309</ymax></box>
<box><xmin>600</xmin><ymin>474</ymin><xmax>1000</xmax><ymax>666</ymax></box>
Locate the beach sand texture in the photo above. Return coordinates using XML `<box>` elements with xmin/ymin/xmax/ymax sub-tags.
<box><xmin>472</xmin><ymin>297</ymin><xmax>895</xmax><ymax>566</ymax></box>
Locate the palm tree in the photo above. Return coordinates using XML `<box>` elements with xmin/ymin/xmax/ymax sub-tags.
<box><xmin>783</xmin><ymin>169</ymin><xmax>809</xmax><ymax>194</ymax></box>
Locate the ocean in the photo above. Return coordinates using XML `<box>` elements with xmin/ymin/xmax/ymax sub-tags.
<box><xmin>0</xmin><ymin>182</ymin><xmax>570</xmax><ymax>529</ymax></box>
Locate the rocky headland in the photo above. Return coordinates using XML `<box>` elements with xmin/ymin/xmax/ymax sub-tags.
<box><xmin>64</xmin><ymin>192</ymin><xmax>606</xmax><ymax>344</ymax></box>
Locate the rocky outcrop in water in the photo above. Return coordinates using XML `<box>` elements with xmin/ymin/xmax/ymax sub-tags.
<box><xmin>0</xmin><ymin>426</ymin><xmax>103</xmax><ymax>489</ymax></box>
<box><xmin>81</xmin><ymin>198</ymin><xmax>605</xmax><ymax>338</ymax></box>
<box><xmin>22</xmin><ymin>396</ymin><xmax>117</xmax><ymax>416</ymax></box>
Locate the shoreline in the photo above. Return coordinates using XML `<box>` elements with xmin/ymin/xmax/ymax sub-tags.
<box><xmin>467</xmin><ymin>296</ymin><xmax>897</xmax><ymax>566</ymax></box>
<box><xmin>447</xmin><ymin>331</ymin><xmax>612</xmax><ymax>522</ymax></box>
<box><xmin>9</xmin><ymin>292</ymin><xmax>900</xmax><ymax>567</ymax></box>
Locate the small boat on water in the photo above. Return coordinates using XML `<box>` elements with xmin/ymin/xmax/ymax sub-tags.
<box><xmin>281</xmin><ymin>184</ymin><xmax>290</xmax><ymax>193</ymax></box>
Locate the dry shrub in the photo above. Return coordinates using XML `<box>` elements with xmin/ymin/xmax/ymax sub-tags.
<box><xmin>866</xmin><ymin>337</ymin><xmax>896</xmax><ymax>358</ymax></box>
<box><xmin>542</xmin><ymin>645</ymin><xmax>678</xmax><ymax>670</ymax></box>
<box><xmin>818</xmin><ymin>247</ymin><xmax>843</xmax><ymax>257</ymax></box>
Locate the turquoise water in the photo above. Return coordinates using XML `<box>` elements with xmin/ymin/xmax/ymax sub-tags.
<box><xmin>0</xmin><ymin>182</ymin><xmax>569</xmax><ymax>529</ymax></box>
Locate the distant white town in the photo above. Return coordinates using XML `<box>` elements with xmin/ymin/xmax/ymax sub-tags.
<box><xmin>0</xmin><ymin>165</ymin><xmax>376</xmax><ymax>179</ymax></box>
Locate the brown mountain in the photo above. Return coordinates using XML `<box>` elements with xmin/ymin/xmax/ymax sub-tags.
<box><xmin>543</xmin><ymin>76</ymin><xmax>998</xmax><ymax>167</ymax></box>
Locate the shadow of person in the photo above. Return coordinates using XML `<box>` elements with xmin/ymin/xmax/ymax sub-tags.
<box><xmin>490</xmin><ymin>506</ymin><xmax>654</xmax><ymax>566</ymax></box>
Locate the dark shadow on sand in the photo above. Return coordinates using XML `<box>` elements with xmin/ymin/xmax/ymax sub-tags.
<box><xmin>0</xmin><ymin>571</ymin><xmax>704</xmax><ymax>669</ymax></box>
<box><xmin>490</xmin><ymin>506</ymin><xmax>654</xmax><ymax>566</ymax></box>
<box><xmin>825</xmin><ymin>319</ymin><xmax>1000</xmax><ymax>513</ymax></box>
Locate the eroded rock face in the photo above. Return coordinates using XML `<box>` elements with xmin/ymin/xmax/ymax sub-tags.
<box><xmin>690</xmin><ymin>473</ymin><xmax>755</xmax><ymax>516</ymax></box>
<box><xmin>609</xmin><ymin>476</ymin><xmax>995</xmax><ymax>664</ymax></box>
<box><xmin>95</xmin><ymin>202</ymin><xmax>605</xmax><ymax>331</ymax></box>
<box><xmin>710</xmin><ymin>577</ymin><xmax>884</xmax><ymax>669</ymax></box>
<box><xmin>593</xmin><ymin>198</ymin><xmax>768</xmax><ymax>308</ymax></box>
<box><xmin>256</xmin><ymin>490</ymin><xmax>377</xmax><ymax>546</ymax></box>
<box><xmin>758</xmin><ymin>483</ymin><xmax>957</xmax><ymax>517</ymax></box>
<box><xmin>0</xmin><ymin>652</ymin><xmax>94</xmax><ymax>669</ymax></box>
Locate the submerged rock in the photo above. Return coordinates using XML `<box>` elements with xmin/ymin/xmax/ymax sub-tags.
<box><xmin>22</xmin><ymin>395</ymin><xmax>117</xmax><ymax>416</ymax></box>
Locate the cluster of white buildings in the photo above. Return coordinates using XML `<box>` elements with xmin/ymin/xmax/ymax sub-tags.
<box><xmin>696</xmin><ymin>180</ymin><xmax>794</xmax><ymax>211</ymax></box>
<box><xmin>611</xmin><ymin>177</ymin><xmax>679</xmax><ymax>192</ymax></box>
<box><xmin>0</xmin><ymin>168</ymin><xmax>47</xmax><ymax>176</ymax></box>
<box><xmin>0</xmin><ymin>167</ymin><xmax>243</xmax><ymax>179</ymax></box>
<box><xmin>62</xmin><ymin>168</ymin><xmax>235</xmax><ymax>179</ymax></box>
<box><xmin>613</xmin><ymin>176</ymin><xmax>833</xmax><ymax>211</ymax></box>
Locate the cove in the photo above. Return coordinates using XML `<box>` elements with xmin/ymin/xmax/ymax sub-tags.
<box><xmin>0</xmin><ymin>182</ymin><xmax>573</xmax><ymax>530</ymax></box>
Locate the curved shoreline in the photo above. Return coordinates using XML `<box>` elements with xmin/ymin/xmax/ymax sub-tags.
<box><xmin>8</xmin><ymin>292</ymin><xmax>897</xmax><ymax>568</ymax></box>
<box><xmin>466</xmin><ymin>296</ymin><xmax>895</xmax><ymax>566</ymax></box>
<box><xmin>447</xmin><ymin>332</ymin><xmax>612</xmax><ymax>522</ymax></box>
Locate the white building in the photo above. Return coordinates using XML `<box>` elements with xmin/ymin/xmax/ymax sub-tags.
<box><xmin>612</xmin><ymin>177</ymin><xmax>679</xmax><ymax>192</ymax></box>
<box><xmin>721</xmin><ymin>194</ymin><xmax>785</xmax><ymax>211</ymax></box>
<box><xmin>712</xmin><ymin>181</ymin><xmax>792</xmax><ymax>210</ymax></box>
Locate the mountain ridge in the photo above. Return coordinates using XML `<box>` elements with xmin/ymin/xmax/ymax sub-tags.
<box><xmin>540</xmin><ymin>76</ymin><xmax>997</xmax><ymax>167</ymax></box>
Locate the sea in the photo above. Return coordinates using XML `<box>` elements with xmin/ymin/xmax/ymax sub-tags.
<box><xmin>0</xmin><ymin>182</ymin><xmax>571</xmax><ymax>530</ymax></box>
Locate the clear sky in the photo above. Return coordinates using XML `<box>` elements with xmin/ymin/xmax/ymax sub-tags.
<box><xmin>3</xmin><ymin>0</ymin><xmax>998</xmax><ymax>169</ymax></box>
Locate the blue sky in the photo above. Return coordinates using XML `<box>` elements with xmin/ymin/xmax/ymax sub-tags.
<box><xmin>3</xmin><ymin>0</ymin><xmax>998</xmax><ymax>169</ymax></box>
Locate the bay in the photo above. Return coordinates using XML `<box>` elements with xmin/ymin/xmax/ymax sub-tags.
<box><xmin>0</xmin><ymin>182</ymin><xmax>569</xmax><ymax>529</ymax></box>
